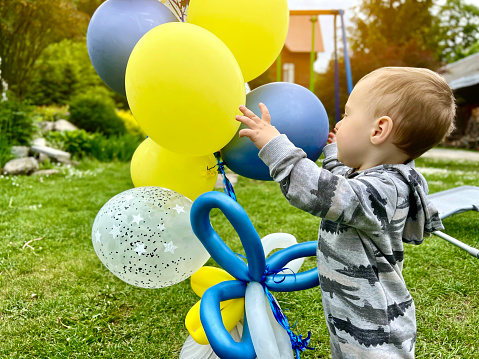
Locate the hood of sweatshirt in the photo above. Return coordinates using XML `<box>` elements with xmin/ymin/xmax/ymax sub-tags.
<box><xmin>386</xmin><ymin>162</ymin><xmax>444</xmax><ymax>244</ymax></box>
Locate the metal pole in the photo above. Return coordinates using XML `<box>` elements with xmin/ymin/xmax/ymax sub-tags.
<box><xmin>309</xmin><ymin>16</ymin><xmax>317</xmax><ymax>92</ymax></box>
<box><xmin>433</xmin><ymin>231</ymin><xmax>479</xmax><ymax>258</ymax></box>
<box><xmin>276</xmin><ymin>52</ymin><xmax>282</xmax><ymax>82</ymax></box>
<box><xmin>334</xmin><ymin>14</ymin><xmax>340</xmax><ymax>123</ymax></box>
<box><xmin>339</xmin><ymin>10</ymin><xmax>353</xmax><ymax>94</ymax></box>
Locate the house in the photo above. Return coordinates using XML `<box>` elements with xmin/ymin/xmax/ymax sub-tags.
<box><xmin>439</xmin><ymin>52</ymin><xmax>479</xmax><ymax>141</ymax></box>
<box><xmin>269</xmin><ymin>11</ymin><xmax>325</xmax><ymax>90</ymax></box>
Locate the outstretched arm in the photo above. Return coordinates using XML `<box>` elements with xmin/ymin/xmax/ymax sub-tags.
<box><xmin>235</xmin><ymin>104</ymin><xmax>395</xmax><ymax>234</ymax></box>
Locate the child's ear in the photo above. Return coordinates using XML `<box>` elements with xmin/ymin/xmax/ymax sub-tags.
<box><xmin>370</xmin><ymin>116</ymin><xmax>393</xmax><ymax>145</ymax></box>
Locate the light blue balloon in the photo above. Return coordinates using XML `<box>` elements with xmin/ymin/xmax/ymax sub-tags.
<box><xmin>87</xmin><ymin>0</ymin><xmax>178</xmax><ymax>96</ymax></box>
<box><xmin>221</xmin><ymin>82</ymin><xmax>329</xmax><ymax>181</ymax></box>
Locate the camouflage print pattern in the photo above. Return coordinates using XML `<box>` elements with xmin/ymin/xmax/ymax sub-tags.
<box><xmin>259</xmin><ymin>135</ymin><xmax>444</xmax><ymax>359</ymax></box>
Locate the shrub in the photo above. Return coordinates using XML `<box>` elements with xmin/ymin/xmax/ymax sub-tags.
<box><xmin>68</xmin><ymin>88</ymin><xmax>126</xmax><ymax>136</ymax></box>
<box><xmin>33</xmin><ymin>105</ymin><xmax>70</xmax><ymax>122</ymax></box>
<box><xmin>116</xmin><ymin>109</ymin><xmax>146</xmax><ymax>138</ymax></box>
<box><xmin>0</xmin><ymin>134</ymin><xmax>13</xmax><ymax>168</ymax></box>
<box><xmin>0</xmin><ymin>96</ymin><xmax>35</xmax><ymax>146</ymax></box>
<box><xmin>46</xmin><ymin>130</ymin><xmax>141</xmax><ymax>162</ymax></box>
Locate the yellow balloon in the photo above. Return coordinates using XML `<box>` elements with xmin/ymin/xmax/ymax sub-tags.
<box><xmin>130</xmin><ymin>138</ymin><xmax>217</xmax><ymax>200</ymax></box>
<box><xmin>125</xmin><ymin>22</ymin><xmax>245</xmax><ymax>156</ymax></box>
<box><xmin>187</xmin><ymin>0</ymin><xmax>289</xmax><ymax>82</ymax></box>
<box><xmin>185</xmin><ymin>297</ymin><xmax>245</xmax><ymax>345</ymax></box>
<box><xmin>191</xmin><ymin>266</ymin><xmax>235</xmax><ymax>297</ymax></box>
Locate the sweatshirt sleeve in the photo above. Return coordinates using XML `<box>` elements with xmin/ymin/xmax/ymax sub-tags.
<box><xmin>258</xmin><ymin>135</ymin><xmax>398</xmax><ymax>234</ymax></box>
<box><xmin>321</xmin><ymin>143</ymin><xmax>352</xmax><ymax>176</ymax></box>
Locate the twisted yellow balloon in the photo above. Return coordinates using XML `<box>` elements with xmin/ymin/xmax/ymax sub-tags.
<box><xmin>185</xmin><ymin>266</ymin><xmax>245</xmax><ymax>344</ymax></box>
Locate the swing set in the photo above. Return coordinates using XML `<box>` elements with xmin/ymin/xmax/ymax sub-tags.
<box><xmin>277</xmin><ymin>9</ymin><xmax>353</xmax><ymax>123</ymax></box>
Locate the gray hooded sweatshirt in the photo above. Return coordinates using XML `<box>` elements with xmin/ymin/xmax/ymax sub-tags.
<box><xmin>259</xmin><ymin>135</ymin><xmax>444</xmax><ymax>359</ymax></box>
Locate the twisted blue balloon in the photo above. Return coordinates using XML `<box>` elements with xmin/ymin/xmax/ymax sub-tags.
<box><xmin>190</xmin><ymin>191</ymin><xmax>319</xmax><ymax>359</ymax></box>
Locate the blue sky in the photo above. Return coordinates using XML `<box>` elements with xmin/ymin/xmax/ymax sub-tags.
<box><xmin>287</xmin><ymin>0</ymin><xmax>479</xmax><ymax>72</ymax></box>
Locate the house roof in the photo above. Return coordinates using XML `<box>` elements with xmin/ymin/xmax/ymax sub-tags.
<box><xmin>439</xmin><ymin>52</ymin><xmax>479</xmax><ymax>90</ymax></box>
<box><xmin>284</xmin><ymin>15</ymin><xmax>324</xmax><ymax>53</ymax></box>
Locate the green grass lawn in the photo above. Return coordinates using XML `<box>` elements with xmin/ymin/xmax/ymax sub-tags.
<box><xmin>1</xmin><ymin>156</ymin><xmax>478</xmax><ymax>358</ymax></box>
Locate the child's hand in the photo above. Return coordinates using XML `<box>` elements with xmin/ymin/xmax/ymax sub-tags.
<box><xmin>327</xmin><ymin>128</ymin><xmax>337</xmax><ymax>144</ymax></box>
<box><xmin>235</xmin><ymin>103</ymin><xmax>281</xmax><ymax>150</ymax></box>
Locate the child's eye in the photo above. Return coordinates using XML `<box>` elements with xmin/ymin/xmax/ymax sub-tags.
<box><xmin>342</xmin><ymin>113</ymin><xmax>347</xmax><ymax>118</ymax></box>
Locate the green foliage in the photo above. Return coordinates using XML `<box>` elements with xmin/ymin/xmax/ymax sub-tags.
<box><xmin>0</xmin><ymin>96</ymin><xmax>35</xmax><ymax>146</ymax></box>
<box><xmin>315</xmin><ymin>0</ymin><xmax>445</xmax><ymax>123</ymax></box>
<box><xmin>116</xmin><ymin>109</ymin><xmax>146</xmax><ymax>138</ymax></box>
<box><xmin>32</xmin><ymin>105</ymin><xmax>70</xmax><ymax>122</ymax></box>
<box><xmin>46</xmin><ymin>130</ymin><xmax>141</xmax><ymax>162</ymax></box>
<box><xmin>26</xmin><ymin>40</ymin><xmax>105</xmax><ymax>106</ymax></box>
<box><xmin>437</xmin><ymin>0</ymin><xmax>479</xmax><ymax>62</ymax></box>
<box><xmin>0</xmin><ymin>0</ymin><xmax>89</xmax><ymax>98</ymax></box>
<box><xmin>68</xmin><ymin>88</ymin><xmax>126</xmax><ymax>136</ymax></box>
<box><xmin>0</xmin><ymin>133</ymin><xmax>13</xmax><ymax>168</ymax></box>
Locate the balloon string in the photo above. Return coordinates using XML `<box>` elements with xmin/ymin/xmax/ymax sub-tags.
<box><xmin>261</xmin><ymin>266</ymin><xmax>315</xmax><ymax>359</ymax></box>
<box><xmin>210</xmin><ymin>152</ymin><xmax>237</xmax><ymax>202</ymax></box>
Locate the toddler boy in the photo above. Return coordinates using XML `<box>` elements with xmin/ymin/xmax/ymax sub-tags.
<box><xmin>235</xmin><ymin>67</ymin><xmax>456</xmax><ymax>358</ymax></box>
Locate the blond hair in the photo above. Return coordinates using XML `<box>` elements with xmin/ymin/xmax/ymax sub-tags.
<box><xmin>359</xmin><ymin>67</ymin><xmax>456</xmax><ymax>159</ymax></box>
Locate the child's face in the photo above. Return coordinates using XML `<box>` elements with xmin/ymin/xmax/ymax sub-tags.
<box><xmin>334</xmin><ymin>76</ymin><xmax>376</xmax><ymax>169</ymax></box>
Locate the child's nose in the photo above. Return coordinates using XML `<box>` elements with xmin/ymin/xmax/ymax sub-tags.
<box><xmin>335</xmin><ymin>120</ymin><xmax>343</xmax><ymax>131</ymax></box>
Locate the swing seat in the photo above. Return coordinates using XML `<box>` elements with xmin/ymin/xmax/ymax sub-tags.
<box><xmin>428</xmin><ymin>185</ymin><xmax>479</xmax><ymax>259</ymax></box>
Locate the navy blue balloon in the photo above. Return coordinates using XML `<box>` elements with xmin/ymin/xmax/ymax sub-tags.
<box><xmin>221</xmin><ymin>82</ymin><xmax>329</xmax><ymax>181</ymax></box>
<box><xmin>87</xmin><ymin>0</ymin><xmax>178</xmax><ymax>96</ymax></box>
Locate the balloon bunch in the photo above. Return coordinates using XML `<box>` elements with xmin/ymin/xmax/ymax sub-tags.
<box><xmin>88</xmin><ymin>1</ymin><xmax>328</xmax><ymax>357</ymax></box>
<box><xmin>181</xmin><ymin>191</ymin><xmax>319</xmax><ymax>359</ymax></box>
<box><xmin>87</xmin><ymin>0</ymin><xmax>292</xmax><ymax>199</ymax></box>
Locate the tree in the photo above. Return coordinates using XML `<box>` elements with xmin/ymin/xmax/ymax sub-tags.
<box><xmin>0</xmin><ymin>0</ymin><xmax>88</xmax><ymax>98</ymax></box>
<box><xmin>26</xmin><ymin>39</ymin><xmax>105</xmax><ymax>105</ymax></box>
<box><xmin>437</xmin><ymin>0</ymin><xmax>479</xmax><ymax>62</ymax></box>
<box><xmin>314</xmin><ymin>0</ymin><xmax>443</xmax><ymax>126</ymax></box>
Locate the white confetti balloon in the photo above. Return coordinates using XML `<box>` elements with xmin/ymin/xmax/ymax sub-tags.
<box><xmin>92</xmin><ymin>186</ymin><xmax>210</xmax><ymax>288</ymax></box>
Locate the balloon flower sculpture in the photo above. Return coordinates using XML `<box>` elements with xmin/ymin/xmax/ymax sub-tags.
<box><xmin>182</xmin><ymin>191</ymin><xmax>320</xmax><ymax>359</ymax></box>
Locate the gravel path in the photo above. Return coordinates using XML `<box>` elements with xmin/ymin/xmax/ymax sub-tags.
<box><xmin>421</xmin><ymin>148</ymin><xmax>479</xmax><ymax>162</ymax></box>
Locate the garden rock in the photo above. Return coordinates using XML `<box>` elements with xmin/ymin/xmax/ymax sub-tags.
<box><xmin>39</xmin><ymin>121</ymin><xmax>55</xmax><ymax>132</ymax></box>
<box><xmin>31</xmin><ymin>145</ymin><xmax>72</xmax><ymax>165</ymax></box>
<box><xmin>11</xmin><ymin>146</ymin><xmax>30</xmax><ymax>158</ymax></box>
<box><xmin>37</xmin><ymin>153</ymin><xmax>49</xmax><ymax>163</ymax></box>
<box><xmin>2</xmin><ymin>157</ymin><xmax>39</xmax><ymax>175</ymax></box>
<box><xmin>31</xmin><ymin>169</ymin><xmax>60</xmax><ymax>176</ymax></box>
<box><xmin>32</xmin><ymin>138</ymin><xmax>47</xmax><ymax>147</ymax></box>
<box><xmin>54</xmin><ymin>119</ymin><xmax>78</xmax><ymax>132</ymax></box>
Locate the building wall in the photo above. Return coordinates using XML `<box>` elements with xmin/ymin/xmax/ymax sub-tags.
<box><xmin>269</xmin><ymin>47</ymin><xmax>315</xmax><ymax>89</ymax></box>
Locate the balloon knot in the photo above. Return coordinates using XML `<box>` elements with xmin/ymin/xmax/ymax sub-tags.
<box><xmin>211</xmin><ymin>152</ymin><xmax>237</xmax><ymax>201</ymax></box>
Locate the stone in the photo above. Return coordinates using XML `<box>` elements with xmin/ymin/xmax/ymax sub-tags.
<box><xmin>31</xmin><ymin>169</ymin><xmax>60</xmax><ymax>176</ymax></box>
<box><xmin>54</xmin><ymin>119</ymin><xmax>78</xmax><ymax>132</ymax></box>
<box><xmin>2</xmin><ymin>157</ymin><xmax>39</xmax><ymax>175</ymax></box>
<box><xmin>11</xmin><ymin>146</ymin><xmax>30</xmax><ymax>158</ymax></box>
<box><xmin>31</xmin><ymin>145</ymin><xmax>72</xmax><ymax>164</ymax></box>
<box><xmin>37</xmin><ymin>153</ymin><xmax>49</xmax><ymax>163</ymax></box>
<box><xmin>32</xmin><ymin>138</ymin><xmax>47</xmax><ymax>147</ymax></box>
<box><xmin>39</xmin><ymin>121</ymin><xmax>55</xmax><ymax>132</ymax></box>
